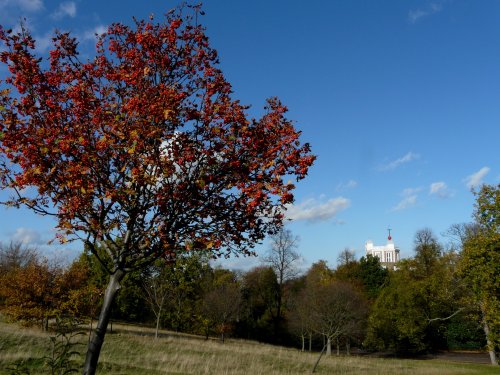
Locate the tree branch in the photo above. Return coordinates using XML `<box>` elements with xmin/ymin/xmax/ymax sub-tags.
<box><xmin>427</xmin><ymin>308</ymin><xmax>464</xmax><ymax>323</ymax></box>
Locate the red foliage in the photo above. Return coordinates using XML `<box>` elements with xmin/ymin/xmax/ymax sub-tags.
<box><xmin>0</xmin><ymin>7</ymin><xmax>315</xmax><ymax>271</ymax></box>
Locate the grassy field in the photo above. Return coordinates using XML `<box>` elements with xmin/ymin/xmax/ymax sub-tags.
<box><xmin>0</xmin><ymin>321</ymin><xmax>498</xmax><ymax>375</ymax></box>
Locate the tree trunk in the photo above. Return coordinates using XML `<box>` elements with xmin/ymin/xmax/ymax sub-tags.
<box><xmin>83</xmin><ymin>269</ymin><xmax>125</xmax><ymax>375</ymax></box>
<box><xmin>309</xmin><ymin>332</ymin><xmax>312</xmax><ymax>352</ymax></box>
<box><xmin>346</xmin><ymin>338</ymin><xmax>350</xmax><ymax>356</ymax></box>
<box><xmin>301</xmin><ymin>334</ymin><xmax>305</xmax><ymax>352</ymax></box>
<box><xmin>482</xmin><ymin>311</ymin><xmax>498</xmax><ymax>365</ymax></box>
<box><xmin>155</xmin><ymin>306</ymin><xmax>162</xmax><ymax>339</ymax></box>
<box><xmin>336</xmin><ymin>337</ymin><xmax>339</xmax><ymax>356</ymax></box>
<box><xmin>326</xmin><ymin>337</ymin><xmax>331</xmax><ymax>356</ymax></box>
<box><xmin>88</xmin><ymin>318</ymin><xmax>93</xmax><ymax>345</ymax></box>
<box><xmin>311</xmin><ymin>344</ymin><xmax>326</xmax><ymax>373</ymax></box>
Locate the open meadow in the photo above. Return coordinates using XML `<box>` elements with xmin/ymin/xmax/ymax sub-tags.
<box><xmin>0</xmin><ymin>321</ymin><xmax>498</xmax><ymax>375</ymax></box>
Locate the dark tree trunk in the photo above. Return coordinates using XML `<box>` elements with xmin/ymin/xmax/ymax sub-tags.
<box><xmin>311</xmin><ymin>344</ymin><xmax>326</xmax><ymax>373</ymax></box>
<box><xmin>83</xmin><ymin>269</ymin><xmax>125</xmax><ymax>375</ymax></box>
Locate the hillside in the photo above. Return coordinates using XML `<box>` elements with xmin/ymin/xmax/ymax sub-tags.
<box><xmin>0</xmin><ymin>321</ymin><xmax>497</xmax><ymax>375</ymax></box>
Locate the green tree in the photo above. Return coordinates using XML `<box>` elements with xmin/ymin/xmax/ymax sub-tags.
<box><xmin>413</xmin><ymin>228</ymin><xmax>442</xmax><ymax>277</ymax></box>
<box><xmin>305</xmin><ymin>260</ymin><xmax>333</xmax><ymax>287</ymax></box>
<box><xmin>201</xmin><ymin>268</ymin><xmax>241</xmax><ymax>342</ymax></box>
<box><xmin>333</xmin><ymin>253</ymin><xmax>388</xmax><ymax>301</ymax></box>
<box><xmin>358</xmin><ymin>254</ymin><xmax>388</xmax><ymax>300</ymax></box>
<box><xmin>365</xmin><ymin>230</ymin><xmax>464</xmax><ymax>354</ymax></box>
<box><xmin>459</xmin><ymin>184</ymin><xmax>500</xmax><ymax>365</ymax></box>
<box><xmin>161</xmin><ymin>254</ymin><xmax>211</xmax><ymax>333</ymax></box>
<box><xmin>239</xmin><ymin>266</ymin><xmax>280</xmax><ymax>342</ymax></box>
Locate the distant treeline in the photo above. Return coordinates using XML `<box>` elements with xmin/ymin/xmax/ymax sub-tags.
<box><xmin>0</xmin><ymin>224</ymin><xmax>495</xmax><ymax>357</ymax></box>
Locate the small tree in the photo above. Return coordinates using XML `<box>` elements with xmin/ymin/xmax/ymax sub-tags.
<box><xmin>0</xmin><ymin>255</ymin><xmax>91</xmax><ymax>330</ymax></box>
<box><xmin>142</xmin><ymin>260</ymin><xmax>171</xmax><ymax>339</ymax></box>
<box><xmin>0</xmin><ymin>241</ymin><xmax>38</xmax><ymax>273</ymax></box>
<box><xmin>0</xmin><ymin>6</ymin><xmax>315</xmax><ymax>373</ymax></box>
<box><xmin>160</xmin><ymin>253</ymin><xmax>209</xmax><ymax>333</ymax></box>
<box><xmin>201</xmin><ymin>271</ymin><xmax>241</xmax><ymax>342</ymax></box>
<box><xmin>288</xmin><ymin>288</ymin><xmax>315</xmax><ymax>352</ymax></box>
<box><xmin>414</xmin><ymin>228</ymin><xmax>442</xmax><ymax>277</ymax></box>
<box><xmin>303</xmin><ymin>280</ymin><xmax>367</xmax><ymax>356</ymax></box>
<box><xmin>263</xmin><ymin>228</ymin><xmax>300</xmax><ymax>320</ymax></box>
<box><xmin>0</xmin><ymin>256</ymin><xmax>62</xmax><ymax>330</ymax></box>
<box><xmin>309</xmin><ymin>281</ymin><xmax>367</xmax><ymax>372</ymax></box>
<box><xmin>240</xmin><ymin>266</ymin><xmax>280</xmax><ymax>342</ymax></box>
<box><xmin>0</xmin><ymin>241</ymin><xmax>38</xmax><ymax>307</ymax></box>
<box><xmin>336</xmin><ymin>248</ymin><xmax>356</xmax><ymax>266</ymax></box>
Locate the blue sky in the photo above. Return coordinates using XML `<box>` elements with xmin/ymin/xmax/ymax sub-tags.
<box><xmin>0</xmin><ymin>0</ymin><xmax>499</xmax><ymax>270</ymax></box>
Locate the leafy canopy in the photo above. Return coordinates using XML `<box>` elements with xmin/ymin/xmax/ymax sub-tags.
<box><xmin>0</xmin><ymin>6</ymin><xmax>315</xmax><ymax>271</ymax></box>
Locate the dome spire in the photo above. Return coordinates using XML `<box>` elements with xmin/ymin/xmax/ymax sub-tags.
<box><xmin>388</xmin><ymin>227</ymin><xmax>392</xmax><ymax>241</ymax></box>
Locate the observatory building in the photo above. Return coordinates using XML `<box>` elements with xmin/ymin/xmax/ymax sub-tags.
<box><xmin>365</xmin><ymin>229</ymin><xmax>400</xmax><ymax>269</ymax></box>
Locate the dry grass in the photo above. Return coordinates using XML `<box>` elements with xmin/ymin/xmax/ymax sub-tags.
<box><xmin>0</xmin><ymin>320</ymin><xmax>498</xmax><ymax>375</ymax></box>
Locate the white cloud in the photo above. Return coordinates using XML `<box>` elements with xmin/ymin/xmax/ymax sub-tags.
<box><xmin>408</xmin><ymin>2</ymin><xmax>443</xmax><ymax>24</ymax></box>
<box><xmin>51</xmin><ymin>1</ymin><xmax>76</xmax><ymax>19</ymax></box>
<box><xmin>285</xmin><ymin>197</ymin><xmax>350</xmax><ymax>223</ymax></box>
<box><xmin>429</xmin><ymin>181</ymin><xmax>451</xmax><ymax>198</ymax></box>
<box><xmin>19</xmin><ymin>0</ymin><xmax>43</xmax><ymax>11</ymax></box>
<box><xmin>379</xmin><ymin>152</ymin><xmax>420</xmax><ymax>171</ymax></box>
<box><xmin>10</xmin><ymin>227</ymin><xmax>44</xmax><ymax>245</ymax></box>
<box><xmin>82</xmin><ymin>25</ymin><xmax>107</xmax><ymax>41</ymax></box>
<box><xmin>464</xmin><ymin>167</ymin><xmax>490</xmax><ymax>190</ymax></box>
<box><xmin>336</xmin><ymin>179</ymin><xmax>358</xmax><ymax>192</ymax></box>
<box><xmin>33</xmin><ymin>31</ymin><xmax>53</xmax><ymax>52</ymax></box>
<box><xmin>391</xmin><ymin>187</ymin><xmax>421</xmax><ymax>211</ymax></box>
<box><xmin>18</xmin><ymin>0</ymin><xmax>43</xmax><ymax>11</ymax></box>
<box><xmin>0</xmin><ymin>0</ymin><xmax>43</xmax><ymax>12</ymax></box>
<box><xmin>392</xmin><ymin>195</ymin><xmax>417</xmax><ymax>211</ymax></box>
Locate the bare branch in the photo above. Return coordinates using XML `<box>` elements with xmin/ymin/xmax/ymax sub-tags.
<box><xmin>427</xmin><ymin>308</ymin><xmax>464</xmax><ymax>323</ymax></box>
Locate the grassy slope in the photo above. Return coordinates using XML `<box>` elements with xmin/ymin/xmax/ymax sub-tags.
<box><xmin>0</xmin><ymin>321</ymin><xmax>498</xmax><ymax>375</ymax></box>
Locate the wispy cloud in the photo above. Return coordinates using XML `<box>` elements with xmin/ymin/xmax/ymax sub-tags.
<box><xmin>464</xmin><ymin>167</ymin><xmax>490</xmax><ymax>190</ymax></box>
<box><xmin>33</xmin><ymin>31</ymin><xmax>54</xmax><ymax>52</ymax></box>
<box><xmin>51</xmin><ymin>1</ymin><xmax>76</xmax><ymax>19</ymax></box>
<box><xmin>0</xmin><ymin>0</ymin><xmax>44</xmax><ymax>12</ymax></box>
<box><xmin>82</xmin><ymin>24</ymin><xmax>107</xmax><ymax>41</ymax></box>
<box><xmin>10</xmin><ymin>227</ymin><xmax>44</xmax><ymax>245</ymax></box>
<box><xmin>391</xmin><ymin>187</ymin><xmax>421</xmax><ymax>211</ymax></box>
<box><xmin>409</xmin><ymin>2</ymin><xmax>443</xmax><ymax>24</ymax></box>
<box><xmin>285</xmin><ymin>197</ymin><xmax>350</xmax><ymax>223</ymax></box>
<box><xmin>429</xmin><ymin>181</ymin><xmax>452</xmax><ymax>198</ymax></box>
<box><xmin>379</xmin><ymin>152</ymin><xmax>420</xmax><ymax>171</ymax></box>
<box><xmin>336</xmin><ymin>179</ymin><xmax>358</xmax><ymax>192</ymax></box>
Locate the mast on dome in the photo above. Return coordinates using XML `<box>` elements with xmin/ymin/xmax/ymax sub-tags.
<box><xmin>388</xmin><ymin>227</ymin><xmax>392</xmax><ymax>241</ymax></box>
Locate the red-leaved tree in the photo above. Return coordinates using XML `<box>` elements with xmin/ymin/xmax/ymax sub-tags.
<box><xmin>0</xmin><ymin>5</ymin><xmax>315</xmax><ymax>374</ymax></box>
